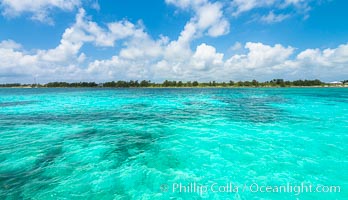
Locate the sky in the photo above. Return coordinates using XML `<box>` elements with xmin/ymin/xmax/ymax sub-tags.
<box><xmin>0</xmin><ymin>0</ymin><xmax>347</xmax><ymax>83</ymax></box>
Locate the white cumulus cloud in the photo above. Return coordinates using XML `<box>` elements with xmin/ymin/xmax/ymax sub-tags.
<box><xmin>0</xmin><ymin>6</ymin><xmax>347</xmax><ymax>83</ymax></box>
<box><xmin>166</xmin><ymin>0</ymin><xmax>230</xmax><ymax>39</ymax></box>
<box><xmin>0</xmin><ymin>0</ymin><xmax>81</xmax><ymax>24</ymax></box>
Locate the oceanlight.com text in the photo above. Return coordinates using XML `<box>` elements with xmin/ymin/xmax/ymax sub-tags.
<box><xmin>161</xmin><ymin>182</ymin><xmax>341</xmax><ymax>196</ymax></box>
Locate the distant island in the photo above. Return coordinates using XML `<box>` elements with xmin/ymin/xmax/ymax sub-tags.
<box><xmin>1</xmin><ymin>79</ymin><xmax>347</xmax><ymax>88</ymax></box>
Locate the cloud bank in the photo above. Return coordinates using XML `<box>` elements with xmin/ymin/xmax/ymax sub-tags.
<box><xmin>0</xmin><ymin>0</ymin><xmax>346</xmax><ymax>83</ymax></box>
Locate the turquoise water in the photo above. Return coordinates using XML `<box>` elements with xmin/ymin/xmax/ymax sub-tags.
<box><xmin>0</xmin><ymin>88</ymin><xmax>347</xmax><ymax>199</ymax></box>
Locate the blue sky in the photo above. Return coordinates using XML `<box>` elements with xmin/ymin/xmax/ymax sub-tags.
<box><xmin>0</xmin><ymin>0</ymin><xmax>347</xmax><ymax>83</ymax></box>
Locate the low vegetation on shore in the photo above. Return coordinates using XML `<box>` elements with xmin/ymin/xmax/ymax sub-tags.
<box><xmin>1</xmin><ymin>79</ymin><xmax>347</xmax><ymax>88</ymax></box>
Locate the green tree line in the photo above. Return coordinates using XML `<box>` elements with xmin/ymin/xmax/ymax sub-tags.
<box><xmin>1</xmin><ymin>79</ymin><xmax>346</xmax><ymax>88</ymax></box>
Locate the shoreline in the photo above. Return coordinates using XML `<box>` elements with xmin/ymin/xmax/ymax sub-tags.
<box><xmin>1</xmin><ymin>86</ymin><xmax>347</xmax><ymax>89</ymax></box>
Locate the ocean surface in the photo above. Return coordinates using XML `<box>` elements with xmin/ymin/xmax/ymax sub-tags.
<box><xmin>0</xmin><ymin>88</ymin><xmax>347</xmax><ymax>199</ymax></box>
